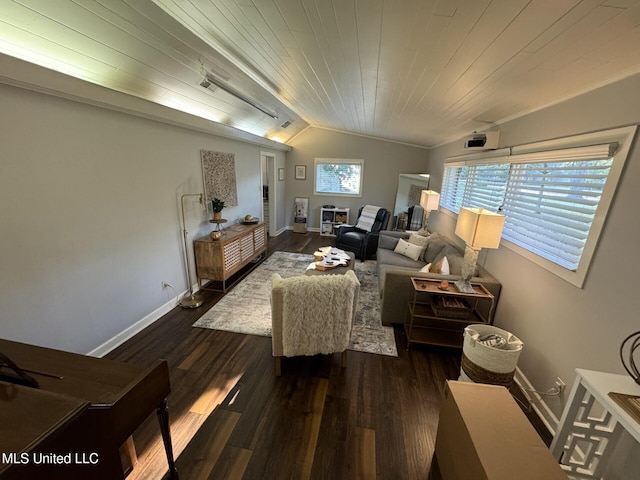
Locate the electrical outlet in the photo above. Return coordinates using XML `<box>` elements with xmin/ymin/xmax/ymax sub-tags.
<box><xmin>555</xmin><ymin>377</ymin><xmax>566</xmax><ymax>394</ymax></box>
<box><xmin>161</xmin><ymin>281</ymin><xmax>171</xmax><ymax>289</ymax></box>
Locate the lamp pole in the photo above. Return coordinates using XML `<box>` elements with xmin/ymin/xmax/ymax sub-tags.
<box><xmin>179</xmin><ymin>193</ymin><xmax>204</xmax><ymax>309</ymax></box>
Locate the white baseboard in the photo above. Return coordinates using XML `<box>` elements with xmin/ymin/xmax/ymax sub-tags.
<box><xmin>87</xmin><ymin>290</ymin><xmax>186</xmax><ymax>358</ymax></box>
<box><xmin>513</xmin><ymin>366</ymin><xmax>560</xmax><ymax>436</ymax></box>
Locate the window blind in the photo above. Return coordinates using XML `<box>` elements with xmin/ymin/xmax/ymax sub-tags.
<box><xmin>501</xmin><ymin>157</ymin><xmax>613</xmax><ymax>270</ymax></box>
<box><xmin>462</xmin><ymin>163</ymin><xmax>510</xmax><ymax>212</ymax></box>
<box><xmin>441</xmin><ymin>164</ymin><xmax>466</xmax><ymax>212</ymax></box>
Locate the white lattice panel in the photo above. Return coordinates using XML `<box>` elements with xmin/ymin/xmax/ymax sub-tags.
<box><xmin>240</xmin><ymin>234</ymin><xmax>254</xmax><ymax>262</ymax></box>
<box><xmin>223</xmin><ymin>240</ymin><xmax>241</xmax><ymax>271</ymax></box>
<box><xmin>554</xmin><ymin>381</ymin><xmax>624</xmax><ymax>479</ymax></box>
<box><xmin>254</xmin><ymin>225</ymin><xmax>266</xmax><ymax>250</ymax></box>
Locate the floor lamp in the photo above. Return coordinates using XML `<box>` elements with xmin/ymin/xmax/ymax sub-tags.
<box><xmin>179</xmin><ymin>193</ymin><xmax>205</xmax><ymax>309</ymax></box>
<box><xmin>454</xmin><ymin>207</ymin><xmax>505</xmax><ymax>293</ymax></box>
<box><xmin>420</xmin><ymin>190</ymin><xmax>440</xmax><ymax>231</ymax></box>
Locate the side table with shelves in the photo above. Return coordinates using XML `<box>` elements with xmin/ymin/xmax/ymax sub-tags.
<box><xmin>404</xmin><ymin>278</ymin><xmax>495</xmax><ymax>350</ymax></box>
<box><xmin>320</xmin><ymin>207</ymin><xmax>349</xmax><ymax>236</ymax></box>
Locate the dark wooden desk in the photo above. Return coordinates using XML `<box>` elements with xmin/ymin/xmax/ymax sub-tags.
<box><xmin>0</xmin><ymin>339</ymin><xmax>178</xmax><ymax>479</ymax></box>
<box><xmin>0</xmin><ymin>382</ymin><xmax>99</xmax><ymax>479</ymax></box>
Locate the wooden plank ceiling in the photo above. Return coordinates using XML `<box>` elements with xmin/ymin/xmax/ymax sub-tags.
<box><xmin>1</xmin><ymin>0</ymin><xmax>639</xmax><ymax>148</ymax></box>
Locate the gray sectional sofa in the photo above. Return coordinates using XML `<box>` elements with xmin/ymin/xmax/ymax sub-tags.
<box><xmin>376</xmin><ymin>231</ymin><xmax>502</xmax><ymax>326</ymax></box>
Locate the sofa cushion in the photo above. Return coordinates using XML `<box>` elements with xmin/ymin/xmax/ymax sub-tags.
<box><xmin>376</xmin><ymin>247</ymin><xmax>426</xmax><ymax>271</ymax></box>
<box><xmin>379</xmin><ymin>234</ymin><xmax>401</xmax><ymax>251</ymax></box>
<box><xmin>422</xmin><ymin>232</ymin><xmax>452</xmax><ymax>263</ymax></box>
<box><xmin>394</xmin><ymin>238</ymin><xmax>424</xmax><ymax>261</ymax></box>
<box><xmin>408</xmin><ymin>233</ymin><xmax>431</xmax><ymax>261</ymax></box>
<box><xmin>447</xmin><ymin>252</ymin><xmax>468</xmax><ymax>277</ymax></box>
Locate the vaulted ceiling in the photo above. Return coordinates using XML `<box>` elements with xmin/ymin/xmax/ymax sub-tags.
<box><xmin>1</xmin><ymin>0</ymin><xmax>640</xmax><ymax>148</ymax></box>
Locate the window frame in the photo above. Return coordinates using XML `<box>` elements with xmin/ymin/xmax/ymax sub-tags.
<box><xmin>441</xmin><ymin>126</ymin><xmax>636</xmax><ymax>287</ymax></box>
<box><xmin>314</xmin><ymin>158</ymin><xmax>364</xmax><ymax>197</ymax></box>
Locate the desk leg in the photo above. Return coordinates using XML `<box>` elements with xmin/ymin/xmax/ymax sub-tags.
<box><xmin>156</xmin><ymin>398</ymin><xmax>179</xmax><ymax>479</ymax></box>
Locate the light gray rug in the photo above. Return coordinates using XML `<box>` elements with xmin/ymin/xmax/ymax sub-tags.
<box><xmin>193</xmin><ymin>251</ymin><xmax>398</xmax><ymax>357</ymax></box>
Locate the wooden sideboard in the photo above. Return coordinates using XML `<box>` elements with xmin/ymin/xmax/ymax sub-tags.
<box><xmin>194</xmin><ymin>222</ymin><xmax>267</xmax><ymax>291</ymax></box>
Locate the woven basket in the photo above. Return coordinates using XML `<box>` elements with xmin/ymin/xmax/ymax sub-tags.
<box><xmin>459</xmin><ymin>324</ymin><xmax>523</xmax><ymax>387</ymax></box>
<box><xmin>432</xmin><ymin>296</ymin><xmax>471</xmax><ymax>319</ymax></box>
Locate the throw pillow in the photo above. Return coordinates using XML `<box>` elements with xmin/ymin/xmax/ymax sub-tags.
<box><xmin>441</xmin><ymin>256</ymin><xmax>450</xmax><ymax>275</ymax></box>
<box><xmin>431</xmin><ymin>245</ymin><xmax>456</xmax><ymax>274</ymax></box>
<box><xmin>416</xmin><ymin>225</ymin><xmax>430</xmax><ymax>236</ymax></box>
<box><xmin>394</xmin><ymin>238</ymin><xmax>423</xmax><ymax>261</ymax></box>
<box><xmin>420</xmin><ymin>263</ymin><xmax>432</xmax><ymax>273</ymax></box>
<box><xmin>408</xmin><ymin>233</ymin><xmax>431</xmax><ymax>261</ymax></box>
<box><xmin>431</xmin><ymin>255</ymin><xmax>450</xmax><ymax>275</ymax></box>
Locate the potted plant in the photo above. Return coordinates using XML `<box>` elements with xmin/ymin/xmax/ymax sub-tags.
<box><xmin>211</xmin><ymin>197</ymin><xmax>225</xmax><ymax>220</ymax></box>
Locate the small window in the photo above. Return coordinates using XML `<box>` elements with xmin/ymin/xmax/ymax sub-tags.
<box><xmin>314</xmin><ymin>158</ymin><xmax>363</xmax><ymax>197</ymax></box>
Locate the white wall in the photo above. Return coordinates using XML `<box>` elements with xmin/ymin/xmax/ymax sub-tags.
<box><xmin>427</xmin><ymin>73</ymin><xmax>640</xmax><ymax>424</ymax></box>
<box><xmin>0</xmin><ymin>83</ymin><xmax>278</xmax><ymax>354</ymax></box>
<box><xmin>286</xmin><ymin>127</ymin><xmax>429</xmax><ymax>228</ymax></box>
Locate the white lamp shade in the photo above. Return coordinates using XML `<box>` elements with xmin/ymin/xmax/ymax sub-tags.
<box><xmin>420</xmin><ymin>190</ymin><xmax>440</xmax><ymax>211</ymax></box>
<box><xmin>455</xmin><ymin>207</ymin><xmax>505</xmax><ymax>249</ymax></box>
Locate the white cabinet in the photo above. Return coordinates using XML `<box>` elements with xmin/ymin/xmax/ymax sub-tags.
<box><xmin>320</xmin><ymin>207</ymin><xmax>349</xmax><ymax>236</ymax></box>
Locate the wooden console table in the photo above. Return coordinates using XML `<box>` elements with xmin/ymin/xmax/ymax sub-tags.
<box><xmin>194</xmin><ymin>222</ymin><xmax>267</xmax><ymax>292</ymax></box>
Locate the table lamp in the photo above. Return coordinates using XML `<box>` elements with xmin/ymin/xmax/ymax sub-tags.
<box><xmin>454</xmin><ymin>207</ymin><xmax>505</xmax><ymax>293</ymax></box>
<box><xmin>419</xmin><ymin>190</ymin><xmax>440</xmax><ymax>231</ymax></box>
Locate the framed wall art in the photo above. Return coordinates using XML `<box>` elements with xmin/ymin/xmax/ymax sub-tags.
<box><xmin>278</xmin><ymin>168</ymin><xmax>285</xmax><ymax>181</ymax></box>
<box><xmin>295</xmin><ymin>165</ymin><xmax>306</xmax><ymax>180</ymax></box>
<box><xmin>200</xmin><ymin>150</ymin><xmax>238</xmax><ymax>206</ymax></box>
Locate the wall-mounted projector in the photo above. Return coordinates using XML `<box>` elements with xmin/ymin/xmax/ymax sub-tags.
<box><xmin>463</xmin><ymin>131</ymin><xmax>500</xmax><ymax>150</ymax></box>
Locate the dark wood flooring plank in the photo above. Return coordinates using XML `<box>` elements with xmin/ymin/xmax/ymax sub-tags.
<box><xmin>354</xmin><ymin>426</ymin><xmax>376</xmax><ymax>480</ymax></box>
<box><xmin>172</xmin><ymin>409</ymin><xmax>241</xmax><ymax>480</ymax></box>
<box><xmin>210</xmin><ymin>445</ymin><xmax>252</xmax><ymax>480</ymax></box>
<box><xmin>310</xmin><ymin>394</ymin><xmax>350</xmax><ymax>480</ymax></box>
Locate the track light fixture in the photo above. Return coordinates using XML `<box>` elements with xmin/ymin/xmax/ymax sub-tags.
<box><xmin>199</xmin><ymin>73</ymin><xmax>278</xmax><ymax>120</ymax></box>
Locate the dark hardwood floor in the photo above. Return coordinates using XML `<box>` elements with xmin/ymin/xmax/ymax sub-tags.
<box><xmin>107</xmin><ymin>231</ymin><xmax>462</xmax><ymax>480</ymax></box>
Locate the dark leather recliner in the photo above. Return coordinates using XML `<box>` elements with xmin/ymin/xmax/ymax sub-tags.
<box><xmin>335</xmin><ymin>206</ymin><xmax>391</xmax><ymax>261</ymax></box>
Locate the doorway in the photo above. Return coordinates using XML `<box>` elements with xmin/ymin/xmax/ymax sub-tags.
<box><xmin>260</xmin><ymin>153</ymin><xmax>276</xmax><ymax>235</ymax></box>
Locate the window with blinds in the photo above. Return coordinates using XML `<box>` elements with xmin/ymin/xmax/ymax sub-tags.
<box><xmin>501</xmin><ymin>157</ymin><xmax>613</xmax><ymax>270</ymax></box>
<box><xmin>440</xmin><ymin>126</ymin><xmax>636</xmax><ymax>287</ymax></box>
<box><xmin>314</xmin><ymin>158</ymin><xmax>363</xmax><ymax>196</ymax></box>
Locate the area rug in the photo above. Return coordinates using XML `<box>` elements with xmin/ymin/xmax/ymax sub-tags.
<box><xmin>193</xmin><ymin>251</ymin><xmax>398</xmax><ymax>357</ymax></box>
